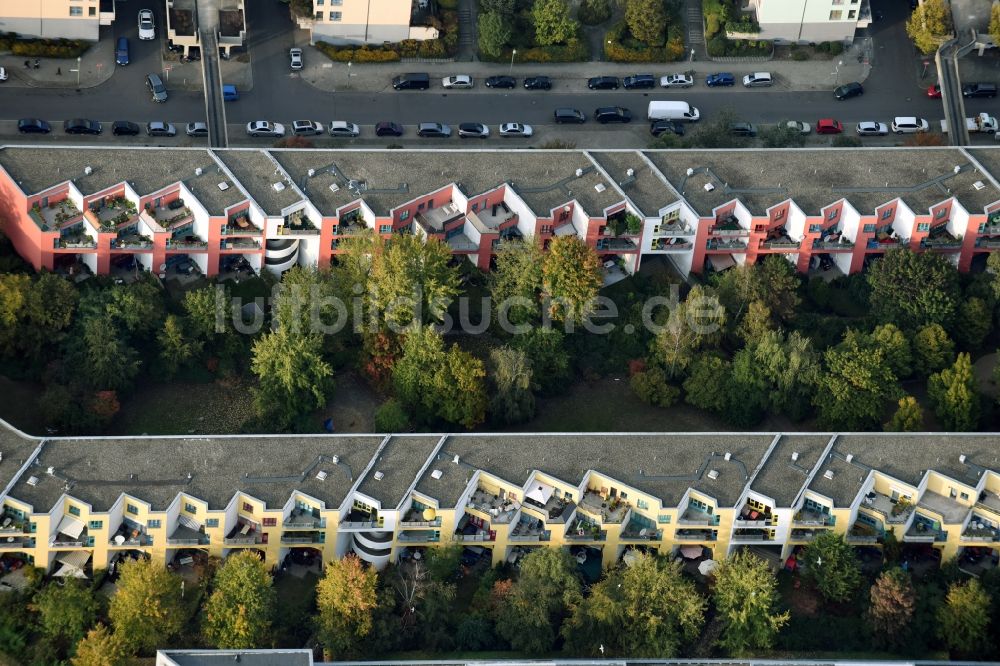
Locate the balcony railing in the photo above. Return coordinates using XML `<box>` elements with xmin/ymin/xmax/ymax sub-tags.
<box><xmin>675</xmin><ymin>530</ymin><xmax>717</xmax><ymax>541</ymax></box>
<box><xmin>223</xmin><ymin>535</ymin><xmax>262</xmax><ymax>545</ymax></box>
<box><xmin>166</xmin><ymin>537</ymin><xmax>209</xmax><ymax>546</ymax></box>
<box><xmin>397</xmin><ymin>531</ymin><xmax>440</xmax><ymax>542</ymax></box>
<box><xmin>339</xmin><ymin>519</ymin><xmax>381</xmax><ymax>529</ymax></box>
<box><xmin>453</xmin><ymin>533</ymin><xmax>495</xmax><ymax>542</ymax></box>
<box><xmin>221</xmin><ymin>238</ymin><xmax>261</xmax><ymax>250</ymax></box>
<box><xmin>976</xmin><ymin>238</ymin><xmax>1000</xmax><ymax>249</ymax></box>
<box><xmin>50</xmin><ymin>539</ymin><xmax>87</xmax><ymax>547</ymax></box>
<box><xmin>400</xmin><ymin>519</ymin><xmax>442</xmax><ymax>528</ymax></box>
<box><xmin>564</xmin><ymin>530</ymin><xmax>607</xmax><ymax>541</ymax></box>
<box><xmin>813</xmin><ymin>239</ymin><xmax>854</xmax><ymax>250</ymax></box>
<box><xmin>280</xmin><ymin>535</ymin><xmax>322</xmax><ymax>544</ymax></box>
<box><xmin>706</xmin><ymin>239</ymin><xmax>747</xmax><ymax>250</ymax></box>
<box><xmin>167</xmin><ymin>238</ymin><xmax>209</xmax><ymax>249</ymax></box>
<box><xmin>56</xmin><ymin>237</ymin><xmax>97</xmax><ymax>249</ymax></box>
<box><xmin>760</xmin><ymin>239</ymin><xmax>800</xmax><ymax>249</ymax></box>
<box><xmin>846</xmin><ymin>533</ymin><xmax>879</xmax><ymax>544</ymax></box>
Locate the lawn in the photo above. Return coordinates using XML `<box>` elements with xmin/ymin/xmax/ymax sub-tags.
<box><xmin>108</xmin><ymin>379</ymin><xmax>257</xmax><ymax>436</ymax></box>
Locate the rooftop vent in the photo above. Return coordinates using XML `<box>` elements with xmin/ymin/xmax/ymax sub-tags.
<box><xmin>954</xmin><ymin>165</ymin><xmax>962</xmax><ymax>174</ymax></box>
<box><xmin>959</xmin><ymin>454</ymin><xmax>967</xmax><ymax>464</ymax></box>
<box><xmin>307</xmin><ymin>169</ymin><xmax>316</xmax><ymax>178</ymax></box>
<box><xmin>626</xmin><ymin>168</ymin><xmax>635</xmax><ymax>177</ymax></box>
<box><xmin>974</xmin><ymin>181</ymin><xmax>986</xmax><ymax>191</ymax></box>
<box><xmin>791</xmin><ymin>451</ymin><xmax>799</xmax><ymax>462</ymax></box>
<box><xmin>332</xmin><ymin>455</ymin><xmax>339</xmax><ymax>465</ymax></box>
<box><xmin>315</xmin><ymin>470</ymin><xmax>328</xmax><ymax>481</ymax></box>
<box><xmin>823</xmin><ymin>469</ymin><xmax>835</xmax><ymax>480</ymax></box>
<box><xmin>707</xmin><ymin>469</ymin><xmax>720</xmax><ymax>480</ymax></box>
<box><xmin>217</xmin><ymin>182</ymin><xmax>229</xmax><ymax>191</ymax></box>
<box><xmin>26</xmin><ymin>476</ymin><xmax>39</xmax><ymax>487</ymax></box>
<box><xmin>453</xmin><ymin>454</ymin><xmax>461</xmax><ymax>464</ymax></box>
<box><xmin>329</xmin><ymin>183</ymin><xmax>340</xmax><ymax>193</ymax></box>
<box><xmin>374</xmin><ymin>471</ymin><xmax>385</xmax><ymax>481</ymax></box>
<box><xmin>46</xmin><ymin>466</ymin><xmax>55</xmax><ymax>475</ymax></box>
<box><xmin>272</xmin><ymin>182</ymin><xmax>286</xmax><ymax>192</ymax></box>
<box><xmin>84</xmin><ymin>166</ymin><xmax>92</xmax><ymax>176</ymax></box>
<box><xmin>195</xmin><ymin>167</ymin><xmax>203</xmax><ymax>176</ymax></box>
<box><xmin>704</xmin><ymin>183</ymin><xmax>715</xmax><ymax>192</ymax></box>
<box><xmin>724</xmin><ymin>452</ymin><xmax>732</xmax><ymax>461</ymax></box>
<box><xmin>845</xmin><ymin>453</ymin><xmax>854</xmax><ymax>463</ymax></box>
<box><xmin>431</xmin><ymin>469</ymin><xmax>443</xmax><ymax>480</ymax></box>
<box><xmin>594</xmin><ymin>183</ymin><xmax>606</xmax><ymax>193</ymax></box>
<box><xmin>575</xmin><ymin>168</ymin><xmax>584</xmax><ymax>177</ymax></box>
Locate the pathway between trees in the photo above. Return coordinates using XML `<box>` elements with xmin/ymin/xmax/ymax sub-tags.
<box><xmin>684</xmin><ymin>0</ymin><xmax>707</xmax><ymax>60</ymax></box>
<box><xmin>457</xmin><ymin>0</ymin><xmax>478</xmax><ymax>61</ymax></box>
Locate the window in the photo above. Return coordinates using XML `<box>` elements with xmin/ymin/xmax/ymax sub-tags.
<box><xmin>540</xmin><ymin>225</ymin><xmax>553</xmax><ymax>234</ymax></box>
<box><xmin>428</xmin><ymin>199</ymin><xmax>434</xmax><ymax>209</ymax></box>
<box><xmin>620</xmin><ymin>492</ymin><xmax>628</xmax><ymax>500</ymax></box>
<box><xmin>979</xmin><ymin>223</ymin><xmax>987</xmax><ymax>233</ymax></box>
<box><xmin>379</xmin><ymin>224</ymin><xmax>391</xmax><ymax>233</ymax></box>
<box><xmin>89</xmin><ymin>6</ymin><xmax>96</xmax><ymax>15</ymax></box>
<box><xmin>658</xmin><ymin>515</ymin><xmax>671</xmax><ymax>524</ymax></box>
<box><xmin>936</xmin><ymin>208</ymin><xmax>948</xmax><ymax>219</ymax></box>
<box><xmin>126</xmin><ymin>504</ymin><xmax>138</xmax><ymax>515</ymax></box>
<box><xmin>87</xmin><ymin>537</ymin><xmax>95</xmax><ymax>546</ymax></box>
<box><xmin>829</xmin><ymin>10</ymin><xmax>842</xmax><ymax>19</ymax></box>
<box><xmin>848</xmin><ymin>9</ymin><xmax>856</xmax><ymax>18</ymax></box>
<box><xmin>917</xmin><ymin>223</ymin><xmax>930</xmax><ymax>232</ymax></box>
<box><xmin>316</xmin><ymin>0</ymin><xmax>324</xmax><ymax>4</ymax></box>
<box><xmin>331</xmin><ymin>0</ymin><xmax>343</xmax><ymax>5</ymax></box>
<box><xmin>70</xmin><ymin>6</ymin><xmax>82</xmax><ymax>16</ymax></box>
<box><xmin>881</xmin><ymin>208</ymin><xmax>893</xmax><ymax>220</ymax></box>
<box><xmin>809</xmin><ymin>224</ymin><xmax>823</xmax><ymax>233</ymax></box>
<box><xmin>315</xmin><ymin>11</ymin><xmax>323</xmax><ymax>20</ymax></box>
<box><xmin>863</xmin><ymin>223</ymin><xmax>876</xmax><ymax>232</ymax></box>
<box><xmin>88</xmin><ymin>520</ymin><xmax>103</xmax><ymax>530</ymax></box>
<box><xmin>961</xmin><ymin>492</ymin><xmax>970</xmax><ymax>501</ymax></box>
<box><xmin>774</xmin><ymin>208</ymin><xmax>785</xmax><ymax>220</ymax></box>
<box><xmin>68</xmin><ymin>505</ymin><xmax>81</xmax><ymax>517</ymax></box>
<box><xmin>29</xmin><ymin>522</ymin><xmax>36</xmax><ymax>533</ymax></box>
<box><xmin>148</xmin><ymin>519</ymin><xmax>161</xmax><ymax>529</ymax></box>
<box><xmin>636</xmin><ymin>499</ymin><xmax>649</xmax><ymax>510</ymax></box>
<box><xmin>184</xmin><ymin>502</ymin><xmax>197</xmax><ymax>514</ymax></box>
<box><xmin>471</xmin><ymin>203</ymin><xmax>478</xmax><ymax>212</ymax></box>
<box><xmin>263</xmin><ymin>518</ymin><xmax>277</xmax><ymax>527</ymax></box>
<box><xmin>331</xmin><ymin>11</ymin><xmax>342</xmax><ymax>21</ymax></box>
<box><xmin>400</xmin><ymin>210</ymin><xmax>410</xmax><ymax>221</ymax></box>
<box><xmin>827</xmin><ymin>209</ymin><xmax>838</xmax><ymax>220</ymax></box>
<box><xmin>206</xmin><ymin>518</ymin><xmax>219</xmax><ymax>528</ymax></box>
<box><xmin>242</xmin><ymin>502</ymin><xmax>253</xmax><ymax>513</ymax></box>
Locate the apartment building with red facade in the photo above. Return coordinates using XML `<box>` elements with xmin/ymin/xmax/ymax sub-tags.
<box><xmin>3</xmin><ymin>146</ymin><xmax>1000</xmax><ymax>283</ymax></box>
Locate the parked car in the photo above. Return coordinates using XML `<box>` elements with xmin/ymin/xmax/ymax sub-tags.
<box><xmin>391</xmin><ymin>73</ymin><xmax>430</xmax><ymax>90</ymax></box>
<box><xmin>138</xmin><ymin>9</ymin><xmax>155</xmax><ymax>40</ymax></box>
<box><xmin>458</xmin><ymin>122</ymin><xmax>490</xmax><ymax>138</ymax></box>
<box><xmin>660</xmin><ymin>74</ymin><xmax>694</xmax><ymax>88</ymax></box>
<box><xmin>587</xmin><ymin>76</ymin><xmax>619</xmax><ymax>90</ymax></box>
<box><xmin>706</xmin><ymin>72</ymin><xmax>735</xmax><ymax>87</ymax></box>
<box><xmin>0</xmin><ymin>67</ymin><xmax>6</xmax><ymax>82</ymax></box>
<box><xmin>417</xmin><ymin>122</ymin><xmax>452</xmax><ymax>138</ymax></box>
<box><xmin>729</xmin><ymin>122</ymin><xmax>757</xmax><ymax>137</ymax></box>
<box><xmin>499</xmin><ymin>122</ymin><xmax>533</xmax><ymax>137</ymax></box>
<box><xmin>289</xmin><ymin>48</ymin><xmax>303</xmax><ymax>70</ymax></box>
<box><xmin>185</xmin><ymin>122</ymin><xmax>209</xmax><ymax>137</ymax></box>
<box><xmin>146</xmin><ymin>121</ymin><xmax>177</xmax><ymax>137</ymax></box>
<box><xmin>523</xmin><ymin>76</ymin><xmax>552</xmax><ymax>90</ymax></box>
<box><xmin>291</xmin><ymin>120</ymin><xmax>324</xmax><ymax>136</ymax></box>
<box><xmin>17</xmin><ymin>118</ymin><xmax>51</xmax><ymax>134</ymax></box>
<box><xmin>816</xmin><ymin>118</ymin><xmax>843</xmax><ymax>134</ymax></box>
<box><xmin>442</xmin><ymin>75</ymin><xmax>473</xmax><ymax>89</ymax></box>
<box><xmin>834</xmin><ymin>81</ymin><xmax>864</xmax><ymax>100</ymax></box>
<box><xmin>485</xmin><ymin>75</ymin><xmax>516</xmax><ymax>89</ymax></box>
<box><xmin>329</xmin><ymin>121</ymin><xmax>360</xmax><ymax>137</ymax></box>
<box><xmin>115</xmin><ymin>37</ymin><xmax>130</xmax><ymax>66</ymax></box>
<box><xmin>245</xmin><ymin>120</ymin><xmax>285</xmax><ymax>137</ymax></box>
<box><xmin>146</xmin><ymin>72</ymin><xmax>168</xmax><ymax>102</ymax></box>
<box><xmin>785</xmin><ymin>120</ymin><xmax>811</xmax><ymax>135</ymax></box>
<box><xmin>962</xmin><ymin>82</ymin><xmax>997</xmax><ymax>98</ymax></box>
<box><xmin>650</xmin><ymin>119</ymin><xmax>685</xmax><ymax>137</ymax></box>
<box><xmin>623</xmin><ymin>74</ymin><xmax>655</xmax><ymax>89</ymax></box>
<box><xmin>112</xmin><ymin>120</ymin><xmax>141</xmax><ymax>136</ymax></box>
<box><xmin>64</xmin><ymin>119</ymin><xmax>102</xmax><ymax>135</ymax></box>
<box><xmin>891</xmin><ymin>116</ymin><xmax>929</xmax><ymax>133</ymax></box>
<box><xmin>927</xmin><ymin>84</ymin><xmax>942</xmax><ymax>98</ymax></box>
<box><xmin>742</xmin><ymin>72</ymin><xmax>773</xmax><ymax>87</ymax></box>
<box><xmin>856</xmin><ymin>121</ymin><xmax>889</xmax><ymax>136</ymax></box>
<box><xmin>375</xmin><ymin>121</ymin><xmax>404</xmax><ymax>137</ymax></box>
<box><xmin>554</xmin><ymin>107</ymin><xmax>586</xmax><ymax>124</ymax></box>
<box><xmin>594</xmin><ymin>106</ymin><xmax>632</xmax><ymax>123</ymax></box>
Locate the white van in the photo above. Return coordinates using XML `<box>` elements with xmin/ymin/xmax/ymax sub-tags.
<box><xmin>647</xmin><ymin>101</ymin><xmax>701</xmax><ymax>122</ymax></box>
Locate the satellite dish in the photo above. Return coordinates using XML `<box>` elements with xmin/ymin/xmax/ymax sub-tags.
<box><xmin>159</xmin><ymin>263</ymin><xmax>167</xmax><ymax>271</ymax></box>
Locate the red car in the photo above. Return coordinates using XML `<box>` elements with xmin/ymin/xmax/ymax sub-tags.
<box><xmin>927</xmin><ymin>84</ymin><xmax>942</xmax><ymax>98</ymax></box>
<box><xmin>816</xmin><ymin>118</ymin><xmax>844</xmax><ymax>134</ymax></box>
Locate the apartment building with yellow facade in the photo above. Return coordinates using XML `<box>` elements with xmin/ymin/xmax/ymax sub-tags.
<box><xmin>304</xmin><ymin>0</ymin><xmax>437</xmax><ymax>45</ymax></box>
<box><xmin>0</xmin><ymin>0</ymin><xmax>115</xmax><ymax>40</ymax></box>
<box><xmin>1</xmin><ymin>420</ymin><xmax>998</xmax><ymax>580</ymax></box>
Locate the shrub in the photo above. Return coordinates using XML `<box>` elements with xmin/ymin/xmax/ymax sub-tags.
<box><xmin>832</xmin><ymin>135</ymin><xmax>862</xmax><ymax>147</ymax></box>
<box><xmin>437</xmin><ymin>0</ymin><xmax>459</xmax><ymax>8</ymax></box>
<box><xmin>791</xmin><ymin>48</ymin><xmax>810</xmax><ymax>61</ymax></box>
<box><xmin>828</xmin><ymin>40</ymin><xmax>844</xmax><ymax>55</ymax></box>
<box><xmin>374</xmin><ymin>398</ymin><xmax>410</xmax><ymax>432</ymax></box>
<box><xmin>10</xmin><ymin>37</ymin><xmax>91</xmax><ymax>58</ymax></box>
<box><xmin>707</xmin><ymin>34</ymin><xmax>727</xmax><ymax>56</ymax></box>
<box><xmin>577</xmin><ymin>0</ymin><xmax>612</xmax><ymax>25</ymax></box>
<box><xmin>705</xmin><ymin>13</ymin><xmax>721</xmax><ymax>39</ymax></box>
<box><xmin>816</xmin><ymin>40</ymin><xmax>830</xmax><ymax>52</ymax></box>
<box><xmin>630</xmin><ymin>367</ymin><xmax>680</xmax><ymax>407</ymax></box>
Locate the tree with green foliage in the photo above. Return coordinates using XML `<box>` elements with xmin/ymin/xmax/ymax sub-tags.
<box><xmin>77</xmin><ymin>315</ymin><xmax>141</xmax><ymax>391</ymax></box>
<box><xmin>102</xmin><ymin>278</ymin><xmax>165</xmax><ymax>337</ymax></box>
<box><xmin>108</xmin><ymin>558</ymin><xmax>186</xmax><ymax>655</ymax></box>
<box><xmin>630</xmin><ymin>366</ymin><xmax>680</xmax><ymax>407</ymax></box>
<box><xmin>183</xmin><ymin>284</ymin><xmax>227</xmax><ymax>339</ymax></box>
<box><xmin>683</xmin><ymin>354</ymin><xmax>731</xmax><ymax>413</ymax></box>
<box><xmin>955</xmin><ymin>296</ymin><xmax>992</xmax><ymax>350</ymax></box>
<box><xmin>715</xmin><ymin>255</ymin><xmax>801</xmax><ymax>325</ymax></box>
<box><xmin>653</xmin><ymin>284</ymin><xmax>726</xmax><ymax>379</ymax></box>
<box><xmin>478</xmin><ymin>11</ymin><xmax>512</xmax><ymax>57</ymax></box>
<box><xmin>868</xmin><ymin>568</ymin><xmax>916</xmax><ymax>649</ymax></box>
<box><xmin>736</xmin><ymin>299</ymin><xmax>775</xmax><ymax>345</ymax></box>
<box><xmin>991</xmin><ymin>2</ymin><xmax>1000</xmax><ymax>51</ymax></box>
<box><xmin>316</xmin><ymin>555</ymin><xmax>379</xmax><ymax>659</ymax></box>
<box><xmin>370</xmin><ymin>235</ymin><xmax>461</xmax><ymax>330</ymax></box>
<box><xmin>578</xmin><ymin>0</ymin><xmax>611</xmax><ymax>24</ymax></box>
<box><xmin>481</xmin><ymin>0</ymin><xmax>514</xmax><ymax>14</ymax></box>
<box><xmin>202</xmin><ymin>550</ymin><xmax>276</xmax><ymax>649</ymax></box>
<box><xmin>913</xmin><ymin>322</ymin><xmax>956</xmax><ymax>376</ymax></box>
<box><xmin>868</xmin><ymin>323</ymin><xmax>913</xmax><ymax>379</ymax></box>
<box><xmin>750</xmin><ymin>329</ymin><xmax>821</xmax><ymax>421</ymax></box>
<box><xmin>72</xmin><ymin>624</ymin><xmax>126</xmax><ymax>666</ymax></box>
<box><xmin>35</xmin><ymin>578</ymin><xmax>99</xmax><ymax>653</ymax></box>
<box><xmin>885</xmin><ymin>396</ymin><xmax>924</xmax><ymax>432</ymax></box>
<box><xmin>813</xmin><ymin>333</ymin><xmax>900</xmax><ymax>430</ymax></box>
<box><xmin>800</xmin><ymin>532</ymin><xmax>863</xmax><ymax>603</ymax></box>
<box><xmin>625</xmin><ymin>0</ymin><xmax>666</xmax><ymax>44</ymax></box>
<box><xmin>251</xmin><ymin>328</ymin><xmax>333</xmax><ymax>429</ymax></box>
<box><xmin>489</xmin><ymin>345</ymin><xmax>536</xmax><ymax>425</ymax></box>
<box><xmin>760</xmin><ymin>122</ymin><xmax>808</xmax><ymax>148</ymax></box>
<box><xmin>374</xmin><ymin>398</ymin><xmax>410</xmax><ymax>432</ymax></box>
<box><xmin>928</xmin><ymin>352</ymin><xmax>980</xmax><ymax>431</ymax></box>
<box><xmin>866</xmin><ymin>249</ymin><xmax>960</xmax><ymax>330</ymax></box>
<box><xmin>496</xmin><ymin>548</ymin><xmax>581</xmax><ymax>653</ymax></box>
<box><xmin>513</xmin><ymin>326</ymin><xmax>570</xmax><ymax>394</ymax></box>
<box><xmin>937</xmin><ymin>578</ymin><xmax>991</xmax><ymax>655</ymax></box>
<box><xmin>158</xmin><ymin>314</ymin><xmax>203</xmax><ymax>378</ymax></box>
<box><xmin>713</xmin><ymin>550</ymin><xmax>789</xmax><ymax>656</ymax></box>
<box><xmin>272</xmin><ymin>265</ymin><xmax>341</xmax><ymax>336</ymax></box>
<box><xmin>531</xmin><ymin>0</ymin><xmax>578</xmax><ymax>45</ymax></box>
<box><xmin>563</xmin><ymin>553</ymin><xmax>705</xmax><ymax>657</ymax></box>
<box><xmin>491</xmin><ymin>240</ymin><xmax>545</xmax><ymax>327</ymax></box>
<box><xmin>906</xmin><ymin>0</ymin><xmax>953</xmax><ymax>54</ymax></box>
<box><xmin>424</xmin><ymin>544</ymin><xmax>462</xmax><ymax>582</ymax></box>
<box><xmin>0</xmin><ymin>273</ymin><xmax>29</xmax><ymax>355</ymax></box>
<box><xmin>542</xmin><ymin>236</ymin><xmax>603</xmax><ymax>324</ymax></box>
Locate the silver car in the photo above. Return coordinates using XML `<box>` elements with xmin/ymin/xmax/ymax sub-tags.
<box><xmin>185</xmin><ymin>122</ymin><xmax>208</xmax><ymax>137</ymax></box>
<box><xmin>856</xmin><ymin>121</ymin><xmax>889</xmax><ymax>136</ymax></box>
<box><xmin>289</xmin><ymin>48</ymin><xmax>303</xmax><ymax>70</ymax></box>
<box><xmin>660</xmin><ymin>74</ymin><xmax>694</xmax><ymax>88</ymax></box>
<box><xmin>138</xmin><ymin>9</ymin><xmax>155</xmax><ymax>40</ymax></box>
<box><xmin>292</xmin><ymin>120</ymin><xmax>324</xmax><ymax>136</ymax></box>
<box><xmin>246</xmin><ymin>121</ymin><xmax>285</xmax><ymax>137</ymax></box>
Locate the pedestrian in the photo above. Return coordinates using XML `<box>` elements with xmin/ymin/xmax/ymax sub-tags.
<box><xmin>33</xmin><ymin>59</ymin><xmax>39</xmax><ymax>69</ymax></box>
<box><xmin>56</xmin><ymin>67</ymin><xmax>61</xmax><ymax>76</ymax></box>
<box><xmin>23</xmin><ymin>60</ymin><xmax>29</xmax><ymax>69</ymax></box>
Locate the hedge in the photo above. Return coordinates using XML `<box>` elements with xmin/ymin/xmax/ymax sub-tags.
<box><xmin>480</xmin><ymin>39</ymin><xmax>589</xmax><ymax>62</ymax></box>
<box><xmin>0</xmin><ymin>32</ymin><xmax>91</xmax><ymax>58</ymax></box>
<box><xmin>604</xmin><ymin>21</ymin><xmax>685</xmax><ymax>63</ymax></box>
<box><xmin>577</xmin><ymin>0</ymin><xmax>612</xmax><ymax>26</ymax></box>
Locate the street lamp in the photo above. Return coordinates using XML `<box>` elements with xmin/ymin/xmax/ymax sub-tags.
<box><xmin>76</xmin><ymin>56</ymin><xmax>81</xmax><ymax>86</ymax></box>
<box><xmin>834</xmin><ymin>59</ymin><xmax>843</xmax><ymax>86</ymax></box>
<box><xmin>347</xmin><ymin>61</ymin><xmax>352</xmax><ymax>90</ymax></box>
<box><xmin>509</xmin><ymin>48</ymin><xmax>517</xmax><ymax>75</ymax></box>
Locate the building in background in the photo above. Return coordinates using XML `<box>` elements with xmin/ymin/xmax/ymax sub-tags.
<box><xmin>0</xmin><ymin>0</ymin><xmax>115</xmax><ymax>40</ymax></box>
<box><xmin>739</xmin><ymin>0</ymin><xmax>872</xmax><ymax>44</ymax></box>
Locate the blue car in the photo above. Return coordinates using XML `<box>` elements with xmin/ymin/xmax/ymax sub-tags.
<box><xmin>706</xmin><ymin>72</ymin><xmax>735</xmax><ymax>87</ymax></box>
<box><xmin>115</xmin><ymin>37</ymin><xmax>129</xmax><ymax>66</ymax></box>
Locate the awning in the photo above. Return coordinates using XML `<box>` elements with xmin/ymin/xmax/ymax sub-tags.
<box><xmin>622</xmin><ymin>549</ymin><xmax>641</xmax><ymax>567</ymax></box>
<box><xmin>698</xmin><ymin>559</ymin><xmax>718</xmax><ymax>576</ymax></box>
<box><xmin>57</xmin><ymin>550</ymin><xmax>91</xmax><ymax>569</ymax></box>
<box><xmin>708</xmin><ymin>254</ymin><xmax>737</xmax><ymax>272</ymax></box>
<box><xmin>554</xmin><ymin>222</ymin><xmax>579</xmax><ymax>237</ymax></box>
<box><xmin>56</xmin><ymin>515</ymin><xmax>85</xmax><ymax>539</ymax></box>
<box><xmin>52</xmin><ymin>564</ymin><xmax>88</xmax><ymax>578</ymax></box>
<box><xmin>526</xmin><ymin>483</ymin><xmax>554</xmax><ymax>506</ymax></box>
<box><xmin>680</xmin><ymin>545</ymin><xmax>703</xmax><ymax>559</ymax></box>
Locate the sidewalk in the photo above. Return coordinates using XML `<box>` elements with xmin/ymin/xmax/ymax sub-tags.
<box><xmin>294</xmin><ymin>42</ymin><xmax>872</xmax><ymax>94</ymax></box>
<box><xmin>0</xmin><ymin>31</ymin><xmax>115</xmax><ymax>89</ymax></box>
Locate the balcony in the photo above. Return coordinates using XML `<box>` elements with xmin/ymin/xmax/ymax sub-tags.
<box><xmin>860</xmin><ymin>491</ymin><xmax>914</xmax><ymax>524</ymax></box>
<box><xmin>113</xmin><ymin>233</ymin><xmax>153</xmax><ymax>250</ymax></box>
<box><xmin>510</xmin><ymin>514</ymin><xmax>550</xmax><ymax>542</ymax></box>
<box><xmin>147</xmin><ymin>200</ymin><xmax>194</xmax><ymax>230</ymax></box>
<box><xmin>846</xmin><ymin>522</ymin><xmax>881</xmax><ymax>544</ymax></box>
<box><xmin>447</xmin><ymin>232</ymin><xmax>479</xmax><ymax>252</ymax></box>
<box><xmin>962</xmin><ymin>515</ymin><xmax>1000</xmax><ymax>542</ymax></box>
<box><xmin>706</xmin><ymin>238</ymin><xmax>747</xmax><ymax>250</ymax></box>
<box><xmin>475</xmin><ymin>201</ymin><xmax>517</xmax><ymax>230</ymax></box>
<box><xmin>732</xmin><ymin>528</ymin><xmax>772</xmax><ymax>541</ymax></box>
<box><xmin>33</xmin><ymin>199</ymin><xmax>84</xmax><ymax>231</ymax></box>
<box><xmin>921</xmin><ymin>230</ymin><xmax>962</xmax><ymax>250</ymax></box>
<box><xmin>221</xmin><ymin>238</ymin><xmax>261</xmax><ymax>250</ymax></box>
<box><xmin>760</xmin><ymin>237</ymin><xmax>800</xmax><ymax>250</ymax></box>
<box><xmin>280</xmin><ymin>532</ymin><xmax>322</xmax><ymax>545</ymax></box>
<box><xmin>0</xmin><ymin>513</ymin><xmax>26</xmax><ymax>535</ymax></box>
<box><xmin>523</xmin><ymin>492</ymin><xmax>575</xmax><ymax>524</ymax></box>
<box><xmin>790</xmin><ymin>529</ymin><xmax>819</xmax><ymax>542</ymax></box>
<box><xmin>679</xmin><ymin>506</ymin><xmax>720</xmax><ymax>525</ymax></box>
<box><xmin>654</xmin><ymin>211</ymin><xmax>692</xmax><ymax>237</ymax></box>
<box><xmin>621</xmin><ymin>516</ymin><xmax>661</xmax><ymax>541</ymax></box>
<box><xmin>167</xmin><ymin>524</ymin><xmax>209</xmax><ymax>546</ymax></box>
<box><xmin>110</xmin><ymin>522</ymin><xmax>150</xmax><ymax>547</ymax></box>
<box><xmin>578</xmin><ymin>490</ymin><xmax>629</xmax><ymax>523</ymax></box>
<box><xmin>977</xmin><ymin>490</ymin><xmax>1000</xmax><ymax>516</ymax></box>
<box><xmin>652</xmin><ymin>237</ymin><xmax>692</xmax><ymax>252</ymax></box>
<box><xmin>711</xmin><ymin>215</ymin><xmax>748</xmax><ymax>236</ymax></box>
<box><xmin>223</xmin><ymin>212</ymin><xmax>261</xmax><ymax>235</ymax></box>
<box><xmin>465</xmin><ymin>488</ymin><xmax>519</xmax><ymax>524</ymax></box>
<box><xmin>397</xmin><ymin>530</ymin><xmax>440</xmax><ymax>542</ymax></box>
<box><xmin>975</xmin><ymin>237</ymin><xmax>1000</xmax><ymax>249</ymax></box>
<box><xmin>793</xmin><ymin>509</ymin><xmax>835</xmax><ymax>527</ymax></box>
<box><xmin>0</xmin><ymin>537</ymin><xmax>34</xmax><ymax>549</ymax></box>
<box><xmin>453</xmin><ymin>532</ymin><xmax>495</xmax><ymax>542</ymax></box>
<box><xmin>340</xmin><ymin>510</ymin><xmax>382</xmax><ymax>530</ymax></box>
<box><xmin>334</xmin><ymin>212</ymin><xmax>369</xmax><ymax>236</ymax></box>
<box><xmin>813</xmin><ymin>238</ymin><xmax>854</xmax><ymax>250</ymax></box>
<box><xmin>675</xmin><ymin>528</ymin><xmax>717</xmax><ymax>541</ymax></box>
<box><xmin>905</xmin><ymin>515</ymin><xmax>947</xmax><ymax>543</ymax></box>
<box><xmin>736</xmin><ymin>504</ymin><xmax>775</xmax><ymax>527</ymax></box>
<box><xmin>565</xmin><ymin>516</ymin><xmax>607</xmax><ymax>541</ymax></box>
<box><xmin>416</xmin><ymin>202</ymin><xmax>464</xmax><ymax>234</ymax></box>
<box><xmin>89</xmin><ymin>197</ymin><xmax>138</xmax><ymax>231</ymax></box>
<box><xmin>285</xmin><ymin>510</ymin><xmax>326</xmax><ymax>530</ymax></box>
<box><xmin>400</xmin><ymin>506</ymin><xmax>441</xmax><ymax>528</ymax></box>
<box><xmin>55</xmin><ymin>229</ymin><xmax>97</xmax><ymax>249</ymax></box>
<box><xmin>596</xmin><ymin>237</ymin><xmax>638</xmax><ymax>252</ymax></box>
<box><xmin>167</xmin><ymin>235</ymin><xmax>208</xmax><ymax>249</ymax></box>
<box><xmin>282</xmin><ymin>211</ymin><xmax>320</xmax><ymax>236</ymax></box>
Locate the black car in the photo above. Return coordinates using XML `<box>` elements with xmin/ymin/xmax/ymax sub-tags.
<box><xmin>64</xmin><ymin>119</ymin><xmax>102</xmax><ymax>135</ymax></box>
<box><xmin>112</xmin><ymin>120</ymin><xmax>141</xmax><ymax>136</ymax></box>
<box><xmin>458</xmin><ymin>122</ymin><xmax>490</xmax><ymax>138</ymax></box>
<box><xmin>554</xmin><ymin>107</ymin><xmax>586</xmax><ymax>124</ymax></box>
<box><xmin>587</xmin><ymin>76</ymin><xmax>619</xmax><ymax>90</ymax></box>
<box><xmin>962</xmin><ymin>82</ymin><xmax>997</xmax><ymax>98</ymax></box>
<box><xmin>416</xmin><ymin>122</ymin><xmax>452</xmax><ymax>138</ymax></box>
<box><xmin>17</xmin><ymin>118</ymin><xmax>51</xmax><ymax>134</ymax></box>
<box><xmin>729</xmin><ymin>122</ymin><xmax>758</xmax><ymax>137</ymax></box>
<box><xmin>485</xmin><ymin>75</ymin><xmax>516</xmax><ymax>89</ymax></box>
<box><xmin>623</xmin><ymin>74</ymin><xmax>655</xmax><ymax>89</ymax></box>
<box><xmin>834</xmin><ymin>81</ymin><xmax>864</xmax><ymax>100</ymax></box>
<box><xmin>375</xmin><ymin>121</ymin><xmax>404</xmax><ymax>137</ymax></box>
<box><xmin>650</xmin><ymin>119</ymin><xmax>685</xmax><ymax>137</ymax></box>
<box><xmin>594</xmin><ymin>106</ymin><xmax>632</xmax><ymax>123</ymax></box>
<box><xmin>523</xmin><ymin>76</ymin><xmax>552</xmax><ymax>90</ymax></box>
